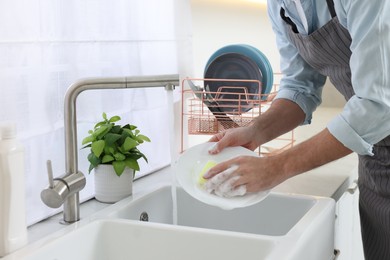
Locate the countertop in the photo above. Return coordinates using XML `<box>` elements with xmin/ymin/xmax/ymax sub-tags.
<box><xmin>26</xmin><ymin>107</ymin><xmax>358</xmax><ymax>247</ymax></box>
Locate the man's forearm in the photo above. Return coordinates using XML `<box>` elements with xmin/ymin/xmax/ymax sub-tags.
<box><xmin>253</xmin><ymin>98</ymin><xmax>305</xmax><ymax>145</ymax></box>
<box><xmin>254</xmin><ymin>98</ymin><xmax>352</xmax><ymax>179</ymax></box>
<box><xmin>279</xmin><ymin>128</ymin><xmax>353</xmax><ymax>179</ymax></box>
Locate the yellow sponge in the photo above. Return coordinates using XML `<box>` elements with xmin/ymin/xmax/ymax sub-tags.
<box><xmin>198</xmin><ymin>160</ymin><xmax>217</xmax><ymax>185</ymax></box>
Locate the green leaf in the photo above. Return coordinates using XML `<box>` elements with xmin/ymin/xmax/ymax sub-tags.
<box><xmin>124</xmin><ymin>158</ymin><xmax>140</xmax><ymax>171</ymax></box>
<box><xmin>123</xmin><ymin>124</ymin><xmax>131</xmax><ymax>130</ymax></box>
<box><xmin>102</xmin><ymin>112</ymin><xmax>107</xmax><ymax>120</ymax></box>
<box><xmin>87</xmin><ymin>152</ymin><xmax>101</xmax><ymax>167</ymax></box>
<box><xmin>92</xmin><ymin>125</ymin><xmax>109</xmax><ymax>138</ymax></box>
<box><xmin>117</xmin><ymin>146</ymin><xmax>125</xmax><ymax>154</ymax></box>
<box><xmin>133</xmin><ymin>150</ymin><xmax>148</xmax><ymax>163</ymax></box>
<box><xmin>122</xmin><ymin>128</ymin><xmax>132</xmax><ymax>137</ymax></box>
<box><xmin>91</xmin><ymin>140</ymin><xmax>105</xmax><ymax>158</ymax></box>
<box><xmin>113</xmin><ymin>152</ymin><xmax>126</xmax><ymax>161</ymax></box>
<box><xmin>82</xmin><ymin>135</ymin><xmax>95</xmax><ymax>145</ymax></box>
<box><xmin>102</xmin><ymin>154</ymin><xmax>115</xmax><ymax>163</ymax></box>
<box><xmin>111</xmin><ymin>125</ymin><xmax>122</xmax><ymax>134</ymax></box>
<box><xmin>94</xmin><ymin>121</ymin><xmax>106</xmax><ymax>129</ymax></box>
<box><xmin>141</xmin><ymin>153</ymin><xmax>148</xmax><ymax>163</ymax></box>
<box><xmin>137</xmin><ymin>134</ymin><xmax>151</xmax><ymax>142</ymax></box>
<box><xmin>80</xmin><ymin>144</ymin><xmax>92</xmax><ymax>150</ymax></box>
<box><xmin>112</xmin><ymin>161</ymin><xmax>126</xmax><ymax>176</ymax></box>
<box><xmin>122</xmin><ymin>137</ymin><xmax>138</xmax><ymax>151</ymax></box>
<box><xmin>104</xmin><ymin>146</ymin><xmax>116</xmax><ymax>155</ymax></box>
<box><xmin>88</xmin><ymin>163</ymin><xmax>95</xmax><ymax>174</ymax></box>
<box><xmin>117</xmin><ymin>133</ymin><xmax>125</xmax><ymax>146</ymax></box>
<box><xmin>109</xmin><ymin>115</ymin><xmax>121</xmax><ymax>123</ymax></box>
<box><xmin>104</xmin><ymin>133</ymin><xmax>121</xmax><ymax>146</ymax></box>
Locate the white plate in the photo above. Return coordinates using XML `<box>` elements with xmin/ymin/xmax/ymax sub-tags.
<box><xmin>174</xmin><ymin>142</ymin><xmax>270</xmax><ymax>210</ymax></box>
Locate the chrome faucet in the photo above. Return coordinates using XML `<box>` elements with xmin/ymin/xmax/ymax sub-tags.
<box><xmin>41</xmin><ymin>74</ymin><xmax>179</xmax><ymax>223</ymax></box>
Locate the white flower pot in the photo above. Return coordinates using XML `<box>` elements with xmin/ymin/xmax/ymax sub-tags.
<box><xmin>93</xmin><ymin>164</ymin><xmax>134</xmax><ymax>203</ymax></box>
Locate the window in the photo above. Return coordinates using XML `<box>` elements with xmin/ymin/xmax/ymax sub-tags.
<box><xmin>0</xmin><ymin>0</ymin><xmax>192</xmax><ymax>225</ymax></box>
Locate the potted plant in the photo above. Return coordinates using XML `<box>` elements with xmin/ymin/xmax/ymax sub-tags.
<box><xmin>82</xmin><ymin>112</ymin><xmax>151</xmax><ymax>203</ymax></box>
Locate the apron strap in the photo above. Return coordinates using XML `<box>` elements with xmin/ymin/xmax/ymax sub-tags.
<box><xmin>326</xmin><ymin>0</ymin><xmax>337</xmax><ymax>18</ymax></box>
<box><xmin>280</xmin><ymin>8</ymin><xmax>299</xmax><ymax>33</ymax></box>
<box><xmin>280</xmin><ymin>0</ymin><xmax>337</xmax><ymax>33</ymax></box>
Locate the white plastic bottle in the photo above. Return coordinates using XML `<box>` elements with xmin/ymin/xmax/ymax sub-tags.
<box><xmin>0</xmin><ymin>123</ymin><xmax>28</xmax><ymax>257</ymax></box>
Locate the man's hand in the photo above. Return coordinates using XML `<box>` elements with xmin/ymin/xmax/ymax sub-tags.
<box><xmin>204</xmin><ymin>128</ymin><xmax>353</xmax><ymax>193</ymax></box>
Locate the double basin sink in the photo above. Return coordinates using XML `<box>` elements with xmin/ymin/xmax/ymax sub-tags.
<box><xmin>3</xmin><ymin>183</ymin><xmax>336</xmax><ymax>260</ymax></box>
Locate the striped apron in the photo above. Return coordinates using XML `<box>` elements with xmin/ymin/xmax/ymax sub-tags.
<box><xmin>280</xmin><ymin>0</ymin><xmax>390</xmax><ymax>259</ymax></box>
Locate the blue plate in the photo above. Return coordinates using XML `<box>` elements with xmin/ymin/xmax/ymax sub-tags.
<box><xmin>204</xmin><ymin>44</ymin><xmax>273</xmax><ymax>113</ymax></box>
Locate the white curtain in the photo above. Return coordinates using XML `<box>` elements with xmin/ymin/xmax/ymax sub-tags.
<box><xmin>0</xmin><ymin>0</ymin><xmax>192</xmax><ymax>225</ymax></box>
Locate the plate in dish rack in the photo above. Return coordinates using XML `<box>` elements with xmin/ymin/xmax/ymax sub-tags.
<box><xmin>173</xmin><ymin>142</ymin><xmax>270</xmax><ymax>210</ymax></box>
<box><xmin>204</xmin><ymin>44</ymin><xmax>274</xmax><ymax>114</ymax></box>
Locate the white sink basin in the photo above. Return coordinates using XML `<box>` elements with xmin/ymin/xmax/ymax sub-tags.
<box><xmin>108</xmin><ymin>186</ymin><xmax>315</xmax><ymax>235</ymax></box>
<box><xmin>4</xmin><ymin>219</ymin><xmax>275</xmax><ymax>260</ymax></box>
<box><xmin>3</xmin><ymin>184</ymin><xmax>335</xmax><ymax>260</ymax></box>
<box><xmin>101</xmin><ymin>185</ymin><xmax>336</xmax><ymax>260</ymax></box>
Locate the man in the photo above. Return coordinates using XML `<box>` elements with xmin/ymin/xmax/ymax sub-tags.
<box><xmin>203</xmin><ymin>0</ymin><xmax>390</xmax><ymax>259</ymax></box>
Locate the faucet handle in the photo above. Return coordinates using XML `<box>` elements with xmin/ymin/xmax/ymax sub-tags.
<box><xmin>41</xmin><ymin>159</ymin><xmax>70</xmax><ymax>208</ymax></box>
<box><xmin>46</xmin><ymin>160</ymin><xmax>55</xmax><ymax>188</ymax></box>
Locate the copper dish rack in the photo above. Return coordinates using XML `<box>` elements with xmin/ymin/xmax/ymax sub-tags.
<box><xmin>180</xmin><ymin>75</ymin><xmax>295</xmax><ymax>156</ymax></box>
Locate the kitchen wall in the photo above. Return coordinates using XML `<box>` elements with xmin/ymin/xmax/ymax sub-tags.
<box><xmin>190</xmin><ymin>0</ymin><xmax>346</xmax><ymax>108</ymax></box>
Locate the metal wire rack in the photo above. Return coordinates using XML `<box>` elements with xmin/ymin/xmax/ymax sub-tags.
<box><xmin>180</xmin><ymin>74</ymin><xmax>295</xmax><ymax>156</ymax></box>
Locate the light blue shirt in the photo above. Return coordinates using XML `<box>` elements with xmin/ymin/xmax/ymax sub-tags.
<box><xmin>267</xmin><ymin>0</ymin><xmax>390</xmax><ymax>155</ymax></box>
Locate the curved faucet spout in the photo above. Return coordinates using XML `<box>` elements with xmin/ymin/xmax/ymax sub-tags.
<box><xmin>42</xmin><ymin>74</ymin><xmax>179</xmax><ymax>223</ymax></box>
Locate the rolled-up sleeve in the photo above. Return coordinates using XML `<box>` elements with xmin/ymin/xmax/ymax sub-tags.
<box><xmin>328</xmin><ymin>0</ymin><xmax>390</xmax><ymax>155</ymax></box>
<box><xmin>328</xmin><ymin>112</ymin><xmax>374</xmax><ymax>156</ymax></box>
